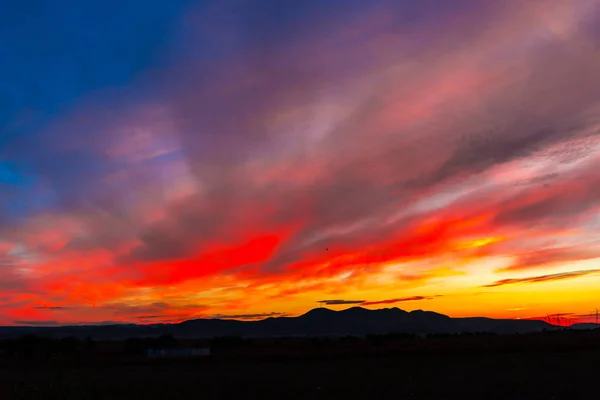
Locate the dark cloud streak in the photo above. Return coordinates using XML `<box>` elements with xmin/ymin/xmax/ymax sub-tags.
<box><xmin>361</xmin><ymin>296</ymin><xmax>440</xmax><ymax>306</ymax></box>
<box><xmin>484</xmin><ymin>269</ymin><xmax>600</xmax><ymax>287</ymax></box>
<box><xmin>318</xmin><ymin>300</ymin><xmax>366</xmax><ymax>306</ymax></box>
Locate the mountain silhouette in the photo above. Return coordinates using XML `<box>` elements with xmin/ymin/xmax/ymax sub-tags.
<box><xmin>0</xmin><ymin>307</ymin><xmax>582</xmax><ymax>340</ymax></box>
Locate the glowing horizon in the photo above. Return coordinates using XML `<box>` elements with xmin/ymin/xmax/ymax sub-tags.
<box><xmin>2</xmin><ymin>0</ymin><xmax>600</xmax><ymax>327</ymax></box>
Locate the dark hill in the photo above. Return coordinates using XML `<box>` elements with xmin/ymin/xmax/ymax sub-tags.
<box><xmin>0</xmin><ymin>307</ymin><xmax>569</xmax><ymax>340</ymax></box>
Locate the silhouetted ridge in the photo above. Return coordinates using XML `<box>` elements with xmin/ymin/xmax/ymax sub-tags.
<box><xmin>301</xmin><ymin>308</ymin><xmax>336</xmax><ymax>317</ymax></box>
<box><xmin>0</xmin><ymin>307</ymin><xmax>562</xmax><ymax>340</ymax></box>
<box><xmin>410</xmin><ymin>309</ymin><xmax>449</xmax><ymax>318</ymax></box>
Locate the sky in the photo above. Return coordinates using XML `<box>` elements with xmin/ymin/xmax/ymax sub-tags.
<box><xmin>1</xmin><ymin>0</ymin><xmax>600</xmax><ymax>327</ymax></box>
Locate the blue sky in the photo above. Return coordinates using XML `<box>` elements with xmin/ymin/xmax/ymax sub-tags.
<box><xmin>1</xmin><ymin>0</ymin><xmax>193</xmax><ymax>219</ymax></box>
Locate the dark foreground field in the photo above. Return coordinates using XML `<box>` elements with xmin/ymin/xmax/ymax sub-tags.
<box><xmin>1</xmin><ymin>332</ymin><xmax>599</xmax><ymax>399</ymax></box>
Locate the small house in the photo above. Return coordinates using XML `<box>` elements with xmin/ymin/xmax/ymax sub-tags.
<box><xmin>146</xmin><ymin>347</ymin><xmax>211</xmax><ymax>358</ymax></box>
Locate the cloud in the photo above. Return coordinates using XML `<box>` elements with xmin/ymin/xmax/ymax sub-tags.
<box><xmin>361</xmin><ymin>296</ymin><xmax>440</xmax><ymax>306</ymax></box>
<box><xmin>483</xmin><ymin>269</ymin><xmax>600</xmax><ymax>287</ymax></box>
<box><xmin>1</xmin><ymin>0</ymin><xmax>600</xmax><ymax>324</ymax></box>
<box><xmin>134</xmin><ymin>313</ymin><xmax>201</xmax><ymax>324</ymax></box>
<box><xmin>102</xmin><ymin>302</ymin><xmax>209</xmax><ymax>321</ymax></box>
<box><xmin>514</xmin><ymin>173</ymin><xmax>560</xmax><ymax>187</ymax></box>
<box><xmin>499</xmin><ymin>243</ymin><xmax>600</xmax><ymax>272</ymax></box>
<box><xmin>318</xmin><ymin>300</ymin><xmax>366</xmax><ymax>306</ymax></box>
<box><xmin>12</xmin><ymin>320</ymin><xmax>61</xmax><ymax>327</ymax></box>
<box><xmin>208</xmin><ymin>312</ymin><xmax>288</xmax><ymax>320</ymax></box>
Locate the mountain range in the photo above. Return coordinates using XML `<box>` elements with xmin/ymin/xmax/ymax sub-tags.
<box><xmin>0</xmin><ymin>307</ymin><xmax>590</xmax><ymax>340</ymax></box>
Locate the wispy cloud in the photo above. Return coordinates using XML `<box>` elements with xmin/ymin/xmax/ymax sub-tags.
<box><xmin>361</xmin><ymin>296</ymin><xmax>441</xmax><ymax>306</ymax></box>
<box><xmin>208</xmin><ymin>312</ymin><xmax>288</xmax><ymax>320</ymax></box>
<box><xmin>498</xmin><ymin>243</ymin><xmax>600</xmax><ymax>272</ymax></box>
<box><xmin>318</xmin><ymin>300</ymin><xmax>366</xmax><ymax>306</ymax></box>
<box><xmin>484</xmin><ymin>269</ymin><xmax>600</xmax><ymax>287</ymax></box>
<box><xmin>12</xmin><ymin>320</ymin><xmax>61</xmax><ymax>327</ymax></box>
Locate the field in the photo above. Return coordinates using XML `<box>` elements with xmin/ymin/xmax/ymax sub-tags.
<box><xmin>1</xmin><ymin>330</ymin><xmax>599</xmax><ymax>399</ymax></box>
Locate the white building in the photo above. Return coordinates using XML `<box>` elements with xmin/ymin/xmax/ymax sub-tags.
<box><xmin>146</xmin><ymin>347</ymin><xmax>211</xmax><ymax>358</ymax></box>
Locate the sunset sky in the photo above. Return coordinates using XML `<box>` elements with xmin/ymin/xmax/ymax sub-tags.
<box><xmin>2</xmin><ymin>0</ymin><xmax>600</xmax><ymax>327</ymax></box>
